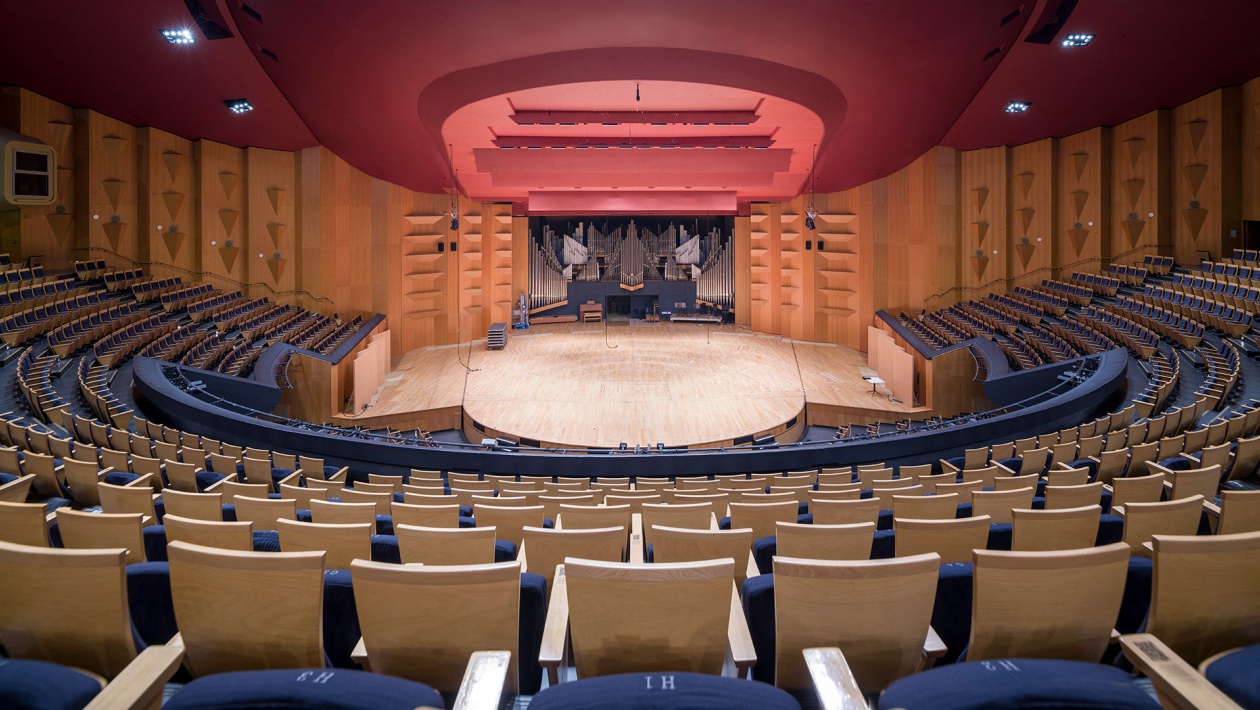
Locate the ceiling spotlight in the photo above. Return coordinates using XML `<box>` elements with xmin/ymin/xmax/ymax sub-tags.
<box><xmin>160</xmin><ymin>28</ymin><xmax>195</xmax><ymax>44</ymax></box>
<box><xmin>225</xmin><ymin>99</ymin><xmax>254</xmax><ymax>114</ymax></box>
<box><xmin>1004</xmin><ymin>101</ymin><xmax>1031</xmax><ymax>113</ymax></box>
<box><xmin>1061</xmin><ymin>33</ymin><xmax>1094</xmax><ymax>47</ymax></box>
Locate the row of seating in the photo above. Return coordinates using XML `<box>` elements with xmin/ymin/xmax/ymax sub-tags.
<box><xmin>1132</xmin><ymin>352</ymin><xmax>1179</xmax><ymax>418</ymax></box>
<box><xmin>1068</xmin><ymin>270</ymin><xmax>1121</xmax><ymax>296</ymax></box>
<box><xmin>308</xmin><ymin>315</ymin><xmax>365</xmax><ymax>354</ymax></box>
<box><xmin>130</xmin><ymin>276</ymin><xmax>184</xmax><ymax>302</ymax></box>
<box><xmin>980</xmin><ymin>292</ymin><xmax>1044</xmax><ymax>326</ymax></box>
<box><xmin>238</xmin><ymin>303</ymin><xmax>295</xmax><ymax>340</ymax></box>
<box><xmin>137</xmin><ymin>324</ymin><xmax>207</xmax><ymax>363</ymax></box>
<box><xmin>212</xmin><ymin>297</ymin><xmax>272</xmax><ymax>331</ymax></box>
<box><xmin>1037</xmin><ymin>278</ymin><xmax>1094</xmax><ymax>306</ymax></box>
<box><xmin>0</xmin><ymin>277</ymin><xmax>90</xmax><ymax>316</ymax></box>
<box><xmin>158</xmin><ymin>282</ymin><xmax>217</xmax><ymax>312</ymax></box>
<box><xmin>1136</xmin><ymin>285</ymin><xmax>1253</xmax><ymax>337</ymax></box>
<box><xmin>1142</xmin><ymin>253</ymin><xmax>1175</xmax><ymax>274</ymax></box>
<box><xmin>1078</xmin><ymin>306</ymin><xmax>1159</xmax><ymax>359</ymax></box>
<box><xmin>185</xmin><ymin>290</ymin><xmax>245</xmax><ymax>321</ymax></box>
<box><xmin>73</xmin><ymin>258</ymin><xmax>108</xmax><ymax>279</ymax></box>
<box><xmin>46</xmin><ymin>300</ymin><xmax>143</xmax><ymax>358</ymax></box>
<box><xmin>101</xmin><ymin>267</ymin><xmax>145</xmax><ymax>291</ymax></box>
<box><xmin>0</xmin><ymin>291</ymin><xmax>110</xmax><ymax>345</ymax></box>
<box><xmin>1107</xmin><ymin>263</ymin><xmax>1149</xmax><ymax>285</ymax></box>
<box><xmin>76</xmin><ymin>360</ymin><xmax>134</xmax><ymax>429</ymax></box>
<box><xmin>16</xmin><ymin>347</ymin><xmax>67</xmax><ymax>424</ymax></box>
<box><xmin>1163</xmin><ymin>272</ymin><xmax>1260</xmax><ymax>313</ymax></box>
<box><xmin>1011</xmin><ymin>284</ymin><xmax>1071</xmax><ymax>314</ymax></box>
<box><xmin>1106</xmin><ymin>297</ymin><xmax>1205</xmax><ymax>348</ymax></box>
<box><xmin>93</xmin><ymin>312</ymin><xmax>179</xmax><ymax>367</ymax></box>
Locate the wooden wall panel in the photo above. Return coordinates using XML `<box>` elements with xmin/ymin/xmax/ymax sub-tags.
<box><xmin>748</xmin><ymin>203</ymin><xmax>775</xmax><ymax>334</ymax></box>
<box><xmin>75</xmin><ymin>109</ymin><xmax>140</xmax><ymax>267</ymax></box>
<box><xmin>0</xmin><ymin>88</ymin><xmax>76</xmax><ymax>267</ymax></box>
<box><xmin>960</xmin><ymin>146</ymin><xmax>1009</xmax><ymax>297</ymax></box>
<box><xmin>1007</xmin><ymin>139</ymin><xmax>1055</xmax><ymax>284</ymax></box>
<box><xmin>137</xmin><ymin>128</ymin><xmax>196</xmax><ymax>280</ymax></box>
<box><xmin>778</xmin><ymin>194</ymin><xmax>807</xmax><ymax>340</ymax></box>
<box><xmin>1171</xmin><ymin>88</ymin><xmax>1242</xmax><ymax>261</ymax></box>
<box><xmin>1054</xmin><ymin>127</ymin><xmax>1109</xmax><ymax>271</ymax></box>
<box><xmin>1244</xmin><ymin>77</ymin><xmax>1260</xmax><ymax>226</ymax></box>
<box><xmin>245</xmin><ymin>147</ymin><xmax>297</xmax><ymax>300</ymax></box>
<box><xmin>1109</xmin><ymin>110</ymin><xmax>1173</xmax><ymax>263</ymax></box>
<box><xmin>733</xmin><ymin>215</ymin><xmax>751</xmax><ymax>327</ymax></box>
<box><xmin>809</xmin><ymin>187</ymin><xmax>859</xmax><ymax>346</ymax></box>
<box><xmin>196</xmin><ymin>139</ymin><xmax>248</xmax><ymax>293</ymax></box>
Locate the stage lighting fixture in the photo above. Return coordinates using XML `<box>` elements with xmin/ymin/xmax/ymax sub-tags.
<box><xmin>619</xmin><ymin>442</ymin><xmax>628</xmax><ymax>450</ymax></box>
<box><xmin>224</xmin><ymin>99</ymin><xmax>254</xmax><ymax>114</ymax></box>
<box><xmin>1061</xmin><ymin>33</ymin><xmax>1094</xmax><ymax>47</ymax></box>
<box><xmin>449</xmin><ymin>207</ymin><xmax>459</xmax><ymax>231</ymax></box>
<box><xmin>1004</xmin><ymin>101</ymin><xmax>1031</xmax><ymax>113</ymax></box>
<box><xmin>160</xmin><ymin>28</ymin><xmax>195</xmax><ymax>44</ymax></box>
<box><xmin>805</xmin><ymin>204</ymin><xmax>818</xmax><ymax>231</ymax></box>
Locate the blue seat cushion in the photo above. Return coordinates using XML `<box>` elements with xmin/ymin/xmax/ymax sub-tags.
<box><xmin>195</xmin><ymin>471</ymin><xmax>227</xmax><ymax>492</ymax></box>
<box><xmin>163</xmin><ymin>668</ymin><xmax>444</xmax><ymax>710</ymax></box>
<box><xmin>127</xmin><ymin>561</ymin><xmax>178</xmax><ymax>646</ymax></box>
<box><xmin>0</xmin><ymin>472</ymin><xmax>16</xmax><ymax>485</ymax></box>
<box><xmin>102</xmin><ymin>471</ymin><xmax>141</xmax><ymax>487</ymax></box>
<box><xmin>1203</xmin><ymin>643</ymin><xmax>1260</xmax><ymax>709</ymax></box>
<box><xmin>519</xmin><ymin>571</ymin><xmax>548</xmax><ymax>695</ymax></box>
<box><xmin>0</xmin><ymin>658</ymin><xmax>102</xmax><ymax>710</ymax></box>
<box><xmin>529</xmin><ymin>671</ymin><xmax>799</xmax><ymax>710</ymax></box>
<box><xmin>742</xmin><ymin>573</ymin><xmax>777</xmax><ymax>684</ymax></box>
<box><xmin>879</xmin><ymin>659</ymin><xmax>1161</xmax><ymax>709</ymax></box>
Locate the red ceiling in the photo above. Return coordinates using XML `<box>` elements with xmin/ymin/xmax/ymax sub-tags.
<box><xmin>2</xmin><ymin>0</ymin><xmax>1259</xmax><ymax>212</ymax></box>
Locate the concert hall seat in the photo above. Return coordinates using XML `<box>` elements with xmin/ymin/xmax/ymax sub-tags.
<box><xmin>893</xmin><ymin>516</ymin><xmax>991</xmax><ymax>563</ymax></box>
<box><xmin>0</xmin><ymin>500</ymin><xmax>51</xmax><ymax>546</ymax></box>
<box><xmin>538</xmin><ymin>558</ymin><xmax>756</xmax><ymax>689</ymax></box>
<box><xmin>521</xmin><ymin>525</ymin><xmax>626</xmax><ymax>589</ymax></box>
<box><xmin>54</xmin><ymin>508</ymin><xmax>148</xmax><ymax>563</ymax></box>
<box><xmin>1010</xmin><ymin>505</ymin><xmax>1102</xmax><ymax>551</ymax></box>
<box><xmin>650</xmin><ymin>525</ymin><xmax>759</xmax><ymax>586</ymax></box>
<box><xmin>277</xmin><ymin>519</ymin><xmax>373</xmax><ymax>569</ymax></box>
<box><xmin>159</xmin><ymin>489</ymin><xmax>227</xmax><ymax>521</ymax></box>
<box><xmin>1121</xmin><ymin>531</ymin><xmax>1260</xmax><ymax>709</ymax></box>
<box><xmin>394</xmin><ymin>523</ymin><xmax>503</xmax><ymax>564</ymax></box>
<box><xmin>877</xmin><ymin>543</ymin><xmax>1162</xmax><ymax>710</ymax></box>
<box><xmin>1207</xmin><ymin>489</ymin><xmax>1260</xmax><ymax>534</ymax></box>
<box><xmin>1117</xmin><ymin>495</ymin><xmax>1205</xmax><ymax>553</ymax></box>
<box><xmin>742</xmin><ymin>553</ymin><xmax>941</xmax><ymax>694</ymax></box>
<box><xmin>348</xmin><ymin>559</ymin><xmax>520</xmax><ymax>700</ymax></box>
<box><xmin>0</xmin><ymin>541</ymin><xmax>175</xmax><ymax>708</ymax></box>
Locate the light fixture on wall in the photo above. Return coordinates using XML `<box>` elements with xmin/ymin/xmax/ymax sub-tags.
<box><xmin>1004</xmin><ymin>101</ymin><xmax>1031</xmax><ymax>113</ymax></box>
<box><xmin>805</xmin><ymin>144</ymin><xmax>818</xmax><ymax>231</ymax></box>
<box><xmin>1061</xmin><ymin>33</ymin><xmax>1094</xmax><ymax>47</ymax></box>
<box><xmin>635</xmin><ymin>83</ymin><xmax>640</xmax><ymax>102</ymax></box>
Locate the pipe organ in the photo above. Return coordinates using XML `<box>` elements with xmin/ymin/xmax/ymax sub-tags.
<box><xmin>526</xmin><ymin>217</ymin><xmax>736</xmax><ymax>314</ymax></box>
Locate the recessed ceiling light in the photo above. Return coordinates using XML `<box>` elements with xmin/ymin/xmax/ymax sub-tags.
<box><xmin>224</xmin><ymin>99</ymin><xmax>254</xmax><ymax>114</ymax></box>
<box><xmin>160</xmin><ymin>28</ymin><xmax>195</xmax><ymax>44</ymax></box>
<box><xmin>1004</xmin><ymin>101</ymin><xmax>1031</xmax><ymax>113</ymax></box>
<box><xmin>1061</xmin><ymin>33</ymin><xmax>1094</xmax><ymax>47</ymax></box>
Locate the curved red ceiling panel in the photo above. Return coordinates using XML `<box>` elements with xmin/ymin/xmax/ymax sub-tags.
<box><xmin>0</xmin><ymin>0</ymin><xmax>315</xmax><ymax>150</ymax></box>
<box><xmin>4</xmin><ymin>1</ymin><xmax>1258</xmax><ymax>202</ymax></box>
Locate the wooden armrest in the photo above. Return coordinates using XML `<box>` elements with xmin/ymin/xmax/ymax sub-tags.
<box><xmin>1203</xmin><ymin>500</ymin><xmax>1222</xmax><ymax>533</ymax></box>
<box><xmin>277</xmin><ymin>470</ymin><xmax>302</xmax><ymax>490</ymax></box>
<box><xmin>709</xmin><ymin>512</ymin><xmax>720</xmax><ymax>531</ymax></box>
<box><xmin>802</xmin><ymin>647</ymin><xmax>866</xmax><ymax>710</ymax></box>
<box><xmin>351</xmin><ymin>636</ymin><xmax>370</xmax><ymax>670</ymax></box>
<box><xmin>96</xmin><ymin>466</ymin><xmax>116</xmax><ymax>481</ymax></box>
<box><xmin>204</xmin><ymin>473</ymin><xmax>238</xmax><ymax>491</ymax></box>
<box><xmin>539</xmin><ymin>563</ymin><xmax>570</xmax><ymax>686</ymax></box>
<box><xmin>84</xmin><ymin>634</ymin><xmax>186</xmax><ymax>710</ymax></box>
<box><xmin>727</xmin><ymin>582</ymin><xmax>756</xmax><ymax>675</ymax></box>
<box><xmin>938</xmin><ymin>459</ymin><xmax>961</xmax><ymax>473</ymax></box>
<box><xmin>125</xmin><ymin>472</ymin><xmax>155</xmax><ymax>489</ymax></box>
<box><xmin>451</xmin><ymin>650</ymin><xmax>511</xmax><ymax>710</ymax></box>
<box><xmin>1087</xmin><ymin>455</ymin><xmax>1102</xmax><ymax>464</ymax></box>
<box><xmin>746</xmin><ymin>550</ymin><xmax>760</xmax><ymax>581</ymax></box>
<box><xmin>1112</xmin><ymin>505</ymin><xmax>1125</xmax><ymax>519</ymax></box>
<box><xmin>1182</xmin><ymin>451</ymin><xmax>1203</xmax><ymax>464</ymax></box>
<box><xmin>923</xmin><ymin>625</ymin><xmax>947</xmax><ymax>667</ymax></box>
<box><xmin>517</xmin><ymin>540</ymin><xmax>528</xmax><ymax>573</ymax></box>
<box><xmin>629</xmin><ymin>513</ymin><xmax>644</xmax><ymax>564</ymax></box>
<box><xmin>1119</xmin><ymin>634</ymin><xmax>1242</xmax><ymax>710</ymax></box>
<box><xmin>993</xmin><ymin>460</ymin><xmax>1016</xmax><ymax>475</ymax></box>
<box><xmin>327</xmin><ymin>466</ymin><xmax>349</xmax><ymax>482</ymax></box>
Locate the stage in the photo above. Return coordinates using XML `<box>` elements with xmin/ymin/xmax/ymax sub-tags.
<box><xmin>333</xmin><ymin>322</ymin><xmax>928</xmax><ymax>449</ymax></box>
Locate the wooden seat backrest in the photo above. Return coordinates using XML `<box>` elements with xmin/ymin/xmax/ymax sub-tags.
<box><xmin>310</xmin><ymin>499</ymin><xmax>377</xmax><ymax>526</ymax></box>
<box><xmin>893</xmin><ymin>515</ymin><xmax>991</xmax><ymax>564</ymax></box>
<box><xmin>1011</xmin><ymin>505</ymin><xmax>1101</xmax><ymax>552</ymax></box>
<box><xmin>167</xmin><ymin>541</ymin><xmax>325</xmax><ymax>677</ymax></box>
<box><xmin>394</xmin><ymin>523</ymin><xmax>496</xmax><ymax>565</ymax></box>
<box><xmin>351</xmin><ymin>559</ymin><xmax>522</xmax><ymax>693</ymax></box>
<box><xmin>163</xmin><ymin>513</ymin><xmax>253</xmax><ymax>551</ymax></box>
<box><xmin>161</xmin><ymin>489</ymin><xmax>224</xmax><ymax>521</ymax></box>
<box><xmin>0</xmin><ymin>540</ymin><xmax>136</xmax><ymax>677</ymax></box>
<box><xmin>772</xmin><ymin>553</ymin><xmax>939</xmax><ymax>695</ymax></box>
<box><xmin>564</xmin><ymin>557</ymin><xmax>735</xmax><ymax>677</ymax></box>
<box><xmin>810</xmin><ymin>498</ymin><xmax>881</xmax><ymax>526</ymax></box>
<box><xmin>522</xmin><ymin>525</ymin><xmax>625</xmax><ymax>589</ymax></box>
<box><xmin>970</xmin><ymin>487</ymin><xmax>1036</xmax><ymax>525</ymax></box>
<box><xmin>390</xmin><ymin>502</ymin><xmax>461</xmax><ymax>528</ymax></box>
<box><xmin>276</xmin><ymin>519</ymin><xmax>372</xmax><ymax>569</ymax></box>
<box><xmin>56</xmin><ymin>508</ymin><xmax>146</xmax><ymax>564</ymax></box>
<box><xmin>967</xmin><ymin>542</ymin><xmax>1131</xmax><ymax>663</ymax></box>
<box><xmin>775</xmin><ymin>521</ymin><xmax>875</xmax><ymax>561</ymax></box>
<box><xmin>0</xmin><ymin>500</ymin><xmax>49</xmax><ymax>547</ymax></box>
<box><xmin>1146</xmin><ymin>530</ymin><xmax>1260</xmax><ymax>666</ymax></box>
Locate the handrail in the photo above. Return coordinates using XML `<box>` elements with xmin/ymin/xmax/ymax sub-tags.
<box><xmin>71</xmin><ymin>247</ymin><xmax>336</xmax><ymax>307</ymax></box>
<box><xmin>924</xmin><ymin>241</ymin><xmax>1177</xmax><ymax>310</ymax></box>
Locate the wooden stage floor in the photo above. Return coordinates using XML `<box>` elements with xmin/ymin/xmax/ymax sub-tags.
<box><xmin>342</xmin><ymin>322</ymin><xmax>923</xmax><ymax>449</ymax></box>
